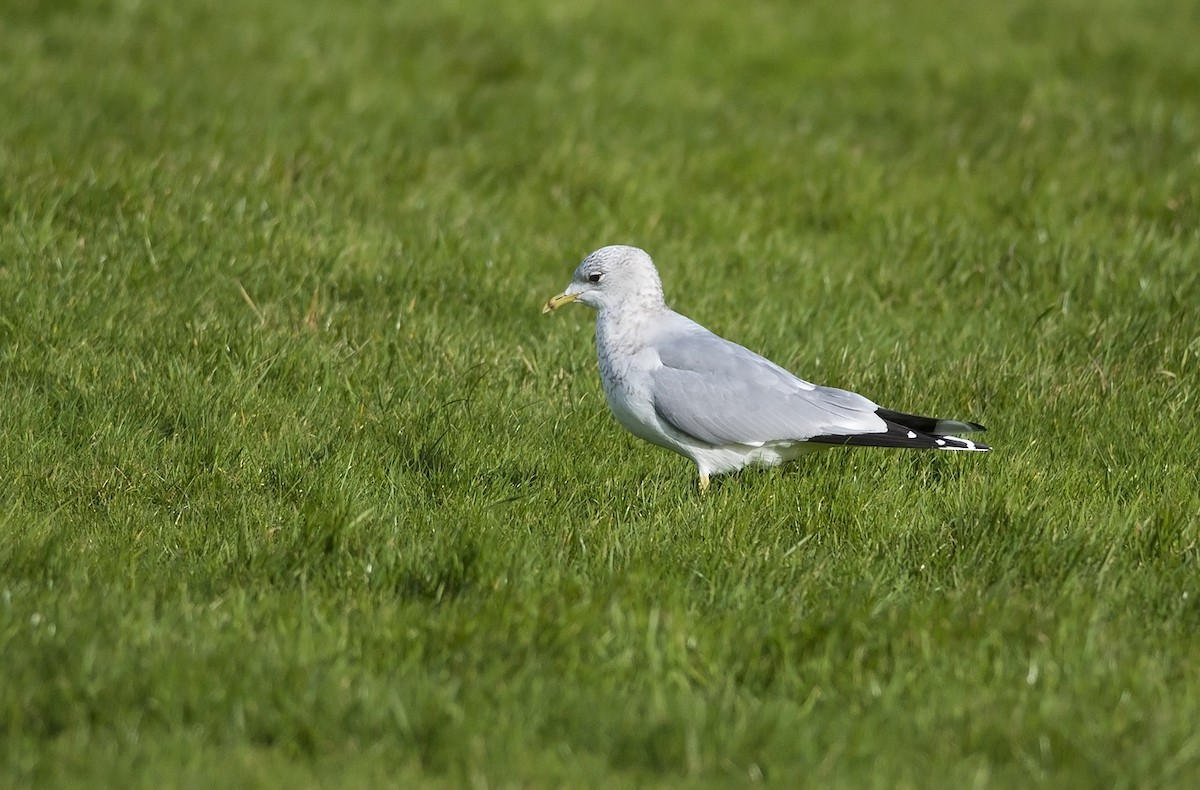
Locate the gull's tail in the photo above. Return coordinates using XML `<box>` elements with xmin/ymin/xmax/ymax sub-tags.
<box><xmin>809</xmin><ymin>408</ymin><xmax>990</xmax><ymax>452</ymax></box>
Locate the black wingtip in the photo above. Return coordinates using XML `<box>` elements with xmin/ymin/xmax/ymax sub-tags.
<box><xmin>808</xmin><ymin>409</ymin><xmax>991</xmax><ymax>452</ymax></box>
<box><xmin>875</xmin><ymin>408</ymin><xmax>987</xmax><ymax>436</ymax></box>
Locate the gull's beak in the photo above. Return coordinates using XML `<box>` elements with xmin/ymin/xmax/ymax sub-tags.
<box><xmin>542</xmin><ymin>291</ymin><xmax>578</xmax><ymax>314</ymax></box>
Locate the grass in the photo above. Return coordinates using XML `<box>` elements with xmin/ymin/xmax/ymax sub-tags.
<box><xmin>2</xmin><ymin>0</ymin><xmax>1199</xmax><ymax>786</ymax></box>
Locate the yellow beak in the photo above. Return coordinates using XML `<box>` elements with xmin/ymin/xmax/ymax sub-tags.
<box><xmin>542</xmin><ymin>292</ymin><xmax>578</xmax><ymax>314</ymax></box>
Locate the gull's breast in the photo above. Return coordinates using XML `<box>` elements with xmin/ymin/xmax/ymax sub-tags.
<box><xmin>597</xmin><ymin>342</ymin><xmax>680</xmax><ymax>450</ymax></box>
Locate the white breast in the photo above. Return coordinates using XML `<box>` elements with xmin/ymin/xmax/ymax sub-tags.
<box><xmin>595</xmin><ymin>315</ymin><xmax>682</xmax><ymax>451</ymax></box>
<box><xmin>597</xmin><ymin>346</ymin><xmax>659</xmax><ymax>437</ymax></box>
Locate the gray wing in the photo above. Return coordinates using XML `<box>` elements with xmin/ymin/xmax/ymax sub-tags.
<box><xmin>650</xmin><ymin>320</ymin><xmax>885</xmax><ymax>446</ymax></box>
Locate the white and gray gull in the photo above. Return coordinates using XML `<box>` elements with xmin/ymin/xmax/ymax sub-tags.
<box><xmin>543</xmin><ymin>245</ymin><xmax>989</xmax><ymax>490</ymax></box>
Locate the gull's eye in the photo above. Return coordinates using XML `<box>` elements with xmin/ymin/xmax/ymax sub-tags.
<box><xmin>587</xmin><ymin>272</ymin><xmax>602</xmax><ymax>284</ymax></box>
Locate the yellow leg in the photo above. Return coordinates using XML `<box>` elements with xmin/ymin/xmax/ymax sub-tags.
<box><xmin>698</xmin><ymin>474</ymin><xmax>710</xmax><ymax>492</ymax></box>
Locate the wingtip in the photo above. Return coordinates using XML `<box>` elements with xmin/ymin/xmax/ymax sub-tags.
<box><xmin>934</xmin><ymin>435</ymin><xmax>990</xmax><ymax>452</ymax></box>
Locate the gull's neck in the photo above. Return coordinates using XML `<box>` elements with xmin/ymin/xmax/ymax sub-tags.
<box><xmin>597</xmin><ymin>295</ymin><xmax>667</xmax><ymax>324</ymax></box>
<box><xmin>595</xmin><ymin>297</ymin><xmax>671</xmax><ymax>352</ymax></box>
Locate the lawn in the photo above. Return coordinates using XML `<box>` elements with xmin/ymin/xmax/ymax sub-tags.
<box><xmin>2</xmin><ymin>0</ymin><xmax>1198</xmax><ymax>786</ymax></box>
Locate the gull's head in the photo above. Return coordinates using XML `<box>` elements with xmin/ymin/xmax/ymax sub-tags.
<box><xmin>543</xmin><ymin>245</ymin><xmax>665</xmax><ymax>314</ymax></box>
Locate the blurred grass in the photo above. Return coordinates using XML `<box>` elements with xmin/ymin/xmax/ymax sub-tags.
<box><xmin>2</xmin><ymin>0</ymin><xmax>1199</xmax><ymax>786</ymax></box>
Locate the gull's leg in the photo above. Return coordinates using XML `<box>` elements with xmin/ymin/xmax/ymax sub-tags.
<box><xmin>698</xmin><ymin>473</ymin><xmax>710</xmax><ymax>492</ymax></box>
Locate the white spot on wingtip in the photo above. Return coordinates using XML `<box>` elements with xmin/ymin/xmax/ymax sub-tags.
<box><xmin>906</xmin><ymin>430</ymin><xmax>917</xmax><ymax>439</ymax></box>
<box><xmin>936</xmin><ymin>439</ymin><xmax>946</xmax><ymax>446</ymax></box>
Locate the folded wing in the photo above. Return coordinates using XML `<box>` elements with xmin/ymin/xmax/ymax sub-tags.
<box><xmin>650</xmin><ymin>323</ymin><xmax>886</xmax><ymax>446</ymax></box>
<box><xmin>650</xmin><ymin>319</ymin><xmax>988</xmax><ymax>452</ymax></box>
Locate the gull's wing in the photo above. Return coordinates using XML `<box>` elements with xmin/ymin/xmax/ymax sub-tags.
<box><xmin>649</xmin><ymin>318</ymin><xmax>886</xmax><ymax>447</ymax></box>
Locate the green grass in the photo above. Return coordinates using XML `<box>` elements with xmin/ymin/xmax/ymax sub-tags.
<box><xmin>2</xmin><ymin>0</ymin><xmax>1199</xmax><ymax>786</ymax></box>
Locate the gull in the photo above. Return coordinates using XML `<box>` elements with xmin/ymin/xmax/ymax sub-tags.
<box><xmin>543</xmin><ymin>245</ymin><xmax>989</xmax><ymax>490</ymax></box>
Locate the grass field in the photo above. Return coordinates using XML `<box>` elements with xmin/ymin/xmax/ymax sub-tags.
<box><xmin>2</xmin><ymin>0</ymin><xmax>1199</xmax><ymax>786</ymax></box>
